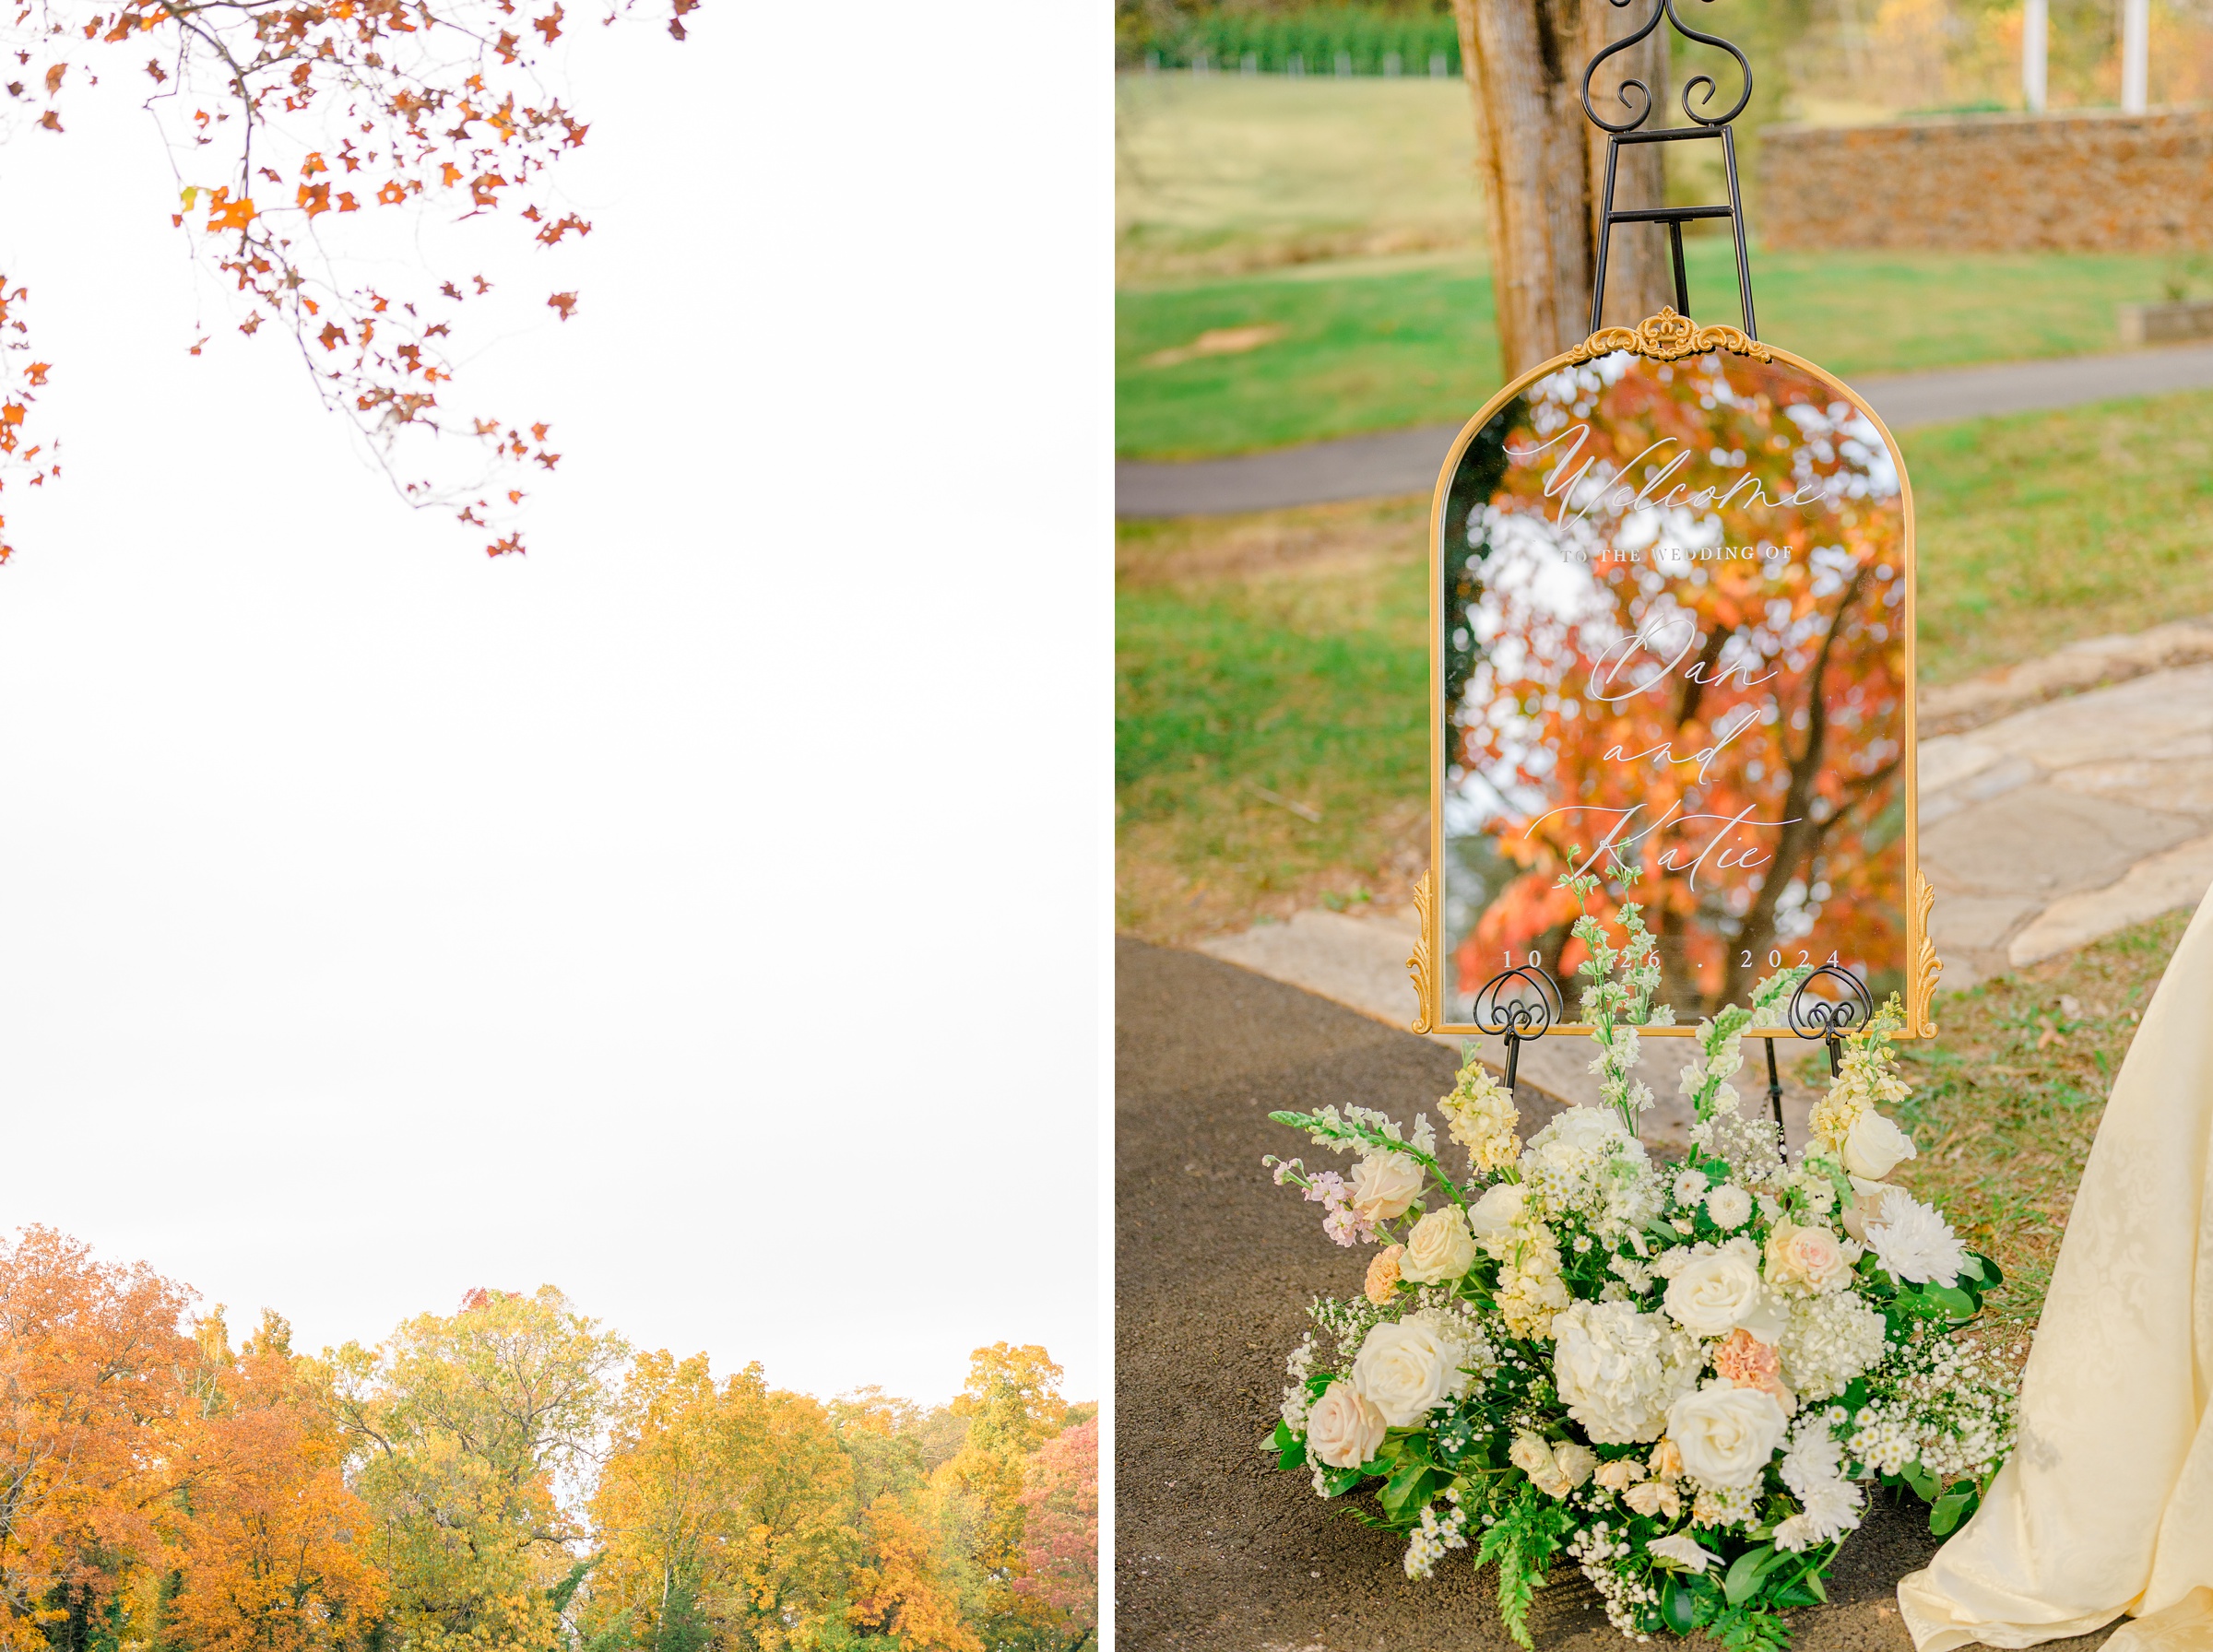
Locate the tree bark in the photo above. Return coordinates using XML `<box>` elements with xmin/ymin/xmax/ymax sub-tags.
<box><xmin>1453</xmin><ymin>0</ymin><xmax>1674</xmax><ymax>379</ymax></box>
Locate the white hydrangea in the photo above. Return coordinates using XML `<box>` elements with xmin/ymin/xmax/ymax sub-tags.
<box><xmin>1777</xmin><ymin>1291</ymin><xmax>1889</xmax><ymax>1401</ymax></box>
<box><xmin>1550</xmin><ymin>1299</ymin><xmax>1702</xmax><ymax>1444</ymax></box>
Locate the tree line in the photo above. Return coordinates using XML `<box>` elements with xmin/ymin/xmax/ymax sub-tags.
<box><xmin>0</xmin><ymin>1228</ymin><xmax>1095</xmax><ymax>1652</ymax></box>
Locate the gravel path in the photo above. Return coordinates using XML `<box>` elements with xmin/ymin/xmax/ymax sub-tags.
<box><xmin>1116</xmin><ymin>344</ymin><xmax>2213</xmax><ymax>517</ymax></box>
<box><xmin>1111</xmin><ymin>937</ymin><xmax>2075</xmax><ymax>1652</ymax></box>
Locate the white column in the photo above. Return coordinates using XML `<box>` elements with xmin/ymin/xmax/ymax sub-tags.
<box><xmin>2023</xmin><ymin>0</ymin><xmax>2047</xmax><ymax>113</ymax></box>
<box><xmin>2123</xmin><ymin>0</ymin><xmax>2150</xmax><ymax>113</ymax></box>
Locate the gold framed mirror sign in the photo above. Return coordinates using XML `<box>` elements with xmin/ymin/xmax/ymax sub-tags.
<box><xmin>1410</xmin><ymin>310</ymin><xmax>1940</xmax><ymax>1041</ymax></box>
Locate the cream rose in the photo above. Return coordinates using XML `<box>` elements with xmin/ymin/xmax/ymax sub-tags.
<box><xmin>1399</xmin><ymin>1206</ymin><xmax>1478</xmax><ymax>1285</ymax></box>
<box><xmin>1466</xmin><ymin>1181</ymin><xmax>1529</xmax><ymax>1257</ymax></box>
<box><xmin>1348</xmin><ymin>1151</ymin><xmax>1426</xmax><ymax>1221</ymax></box>
<box><xmin>1303</xmin><ymin>1380</ymin><xmax>1387</xmax><ymax>1469</ymax></box>
<box><xmin>1350</xmin><ymin>1320</ymin><xmax>1462</xmax><ymax>1426</ymax></box>
<box><xmin>1595</xmin><ymin>1458</ymin><xmax>1638</xmax><ymax>1494</ymax></box>
<box><xmin>1663</xmin><ymin>1240</ymin><xmax>1782</xmax><ymax>1339</ymax></box>
<box><xmin>1509</xmin><ymin>1433</ymin><xmax>1594</xmax><ymax>1498</ymax></box>
<box><xmin>1765</xmin><ymin>1221</ymin><xmax>1853</xmax><ymax>1293</ymax></box>
<box><xmin>1665</xmin><ymin>1385</ymin><xmax>1790</xmax><ymax>1489</ymax></box>
<box><xmin>1625</xmin><ymin>1479</ymin><xmax>1681</xmax><ymax>1519</ymax></box>
<box><xmin>1840</xmin><ymin>1109</ymin><xmax>1917</xmax><ymax>1180</ymax></box>
<box><xmin>1509</xmin><ymin>1432</ymin><xmax>1556</xmax><ymax>1480</ymax></box>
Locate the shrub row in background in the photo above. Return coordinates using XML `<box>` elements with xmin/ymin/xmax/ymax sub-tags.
<box><xmin>1135</xmin><ymin>7</ymin><xmax>1462</xmax><ymax>76</ymax></box>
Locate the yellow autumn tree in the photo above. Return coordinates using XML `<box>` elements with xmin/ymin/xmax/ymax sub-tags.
<box><xmin>161</xmin><ymin>1309</ymin><xmax>387</xmax><ymax>1652</ymax></box>
<box><xmin>328</xmin><ymin>1287</ymin><xmax>625</xmax><ymax>1652</ymax></box>
<box><xmin>929</xmin><ymin>1346</ymin><xmax>1071</xmax><ymax>1648</ymax></box>
<box><xmin>585</xmin><ymin>1352</ymin><xmax>854</xmax><ymax>1652</ymax></box>
<box><xmin>832</xmin><ymin>1393</ymin><xmax>975</xmax><ymax>1652</ymax></box>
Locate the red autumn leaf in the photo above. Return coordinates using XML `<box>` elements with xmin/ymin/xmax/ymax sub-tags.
<box><xmin>546</xmin><ymin>291</ymin><xmax>576</xmax><ymax>320</ymax></box>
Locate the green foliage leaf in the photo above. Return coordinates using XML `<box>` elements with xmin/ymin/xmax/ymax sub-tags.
<box><xmin>1272</xmin><ymin>1418</ymin><xmax>1306</xmax><ymax>1471</ymax></box>
<box><xmin>1661</xmin><ymin>1575</ymin><xmax>1697</xmax><ymax>1635</ymax></box>
<box><xmin>1930</xmin><ymin>1489</ymin><xmax>1976</xmax><ymax>1536</ymax></box>
<box><xmin>1722</xmin><ymin>1543</ymin><xmax>1778</xmax><ymax>1607</ymax></box>
<box><xmin>1475</xmin><ymin>1487</ymin><xmax>1574</xmax><ymax>1650</ymax></box>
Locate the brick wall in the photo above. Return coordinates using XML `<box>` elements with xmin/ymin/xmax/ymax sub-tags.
<box><xmin>1759</xmin><ymin>108</ymin><xmax>2213</xmax><ymax>252</ymax></box>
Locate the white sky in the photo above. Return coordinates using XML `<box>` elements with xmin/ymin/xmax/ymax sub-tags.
<box><xmin>0</xmin><ymin>10</ymin><xmax>1106</xmax><ymax>1406</ymax></box>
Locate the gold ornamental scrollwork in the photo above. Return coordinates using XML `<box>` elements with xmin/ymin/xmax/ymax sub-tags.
<box><xmin>1407</xmin><ymin>871</ymin><xmax>1435</xmax><ymax>1034</ymax></box>
<box><xmin>1566</xmin><ymin>307</ymin><xmax>1775</xmax><ymax>367</ymax></box>
<box><xmin>1912</xmin><ymin>871</ymin><xmax>1944</xmax><ymax>1037</ymax></box>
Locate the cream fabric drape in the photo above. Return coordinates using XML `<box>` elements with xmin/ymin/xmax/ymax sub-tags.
<box><xmin>1898</xmin><ymin>891</ymin><xmax>2213</xmax><ymax>1652</ymax></box>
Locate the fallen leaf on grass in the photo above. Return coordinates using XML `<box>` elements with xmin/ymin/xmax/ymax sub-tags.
<box><xmin>1142</xmin><ymin>323</ymin><xmax>1284</xmax><ymax>370</ymax></box>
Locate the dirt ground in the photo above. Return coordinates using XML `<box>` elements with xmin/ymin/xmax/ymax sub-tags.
<box><xmin>1113</xmin><ymin>938</ymin><xmax>2115</xmax><ymax>1652</ymax></box>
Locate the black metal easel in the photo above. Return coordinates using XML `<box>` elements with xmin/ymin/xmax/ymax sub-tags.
<box><xmin>1582</xmin><ymin>0</ymin><xmax>1757</xmax><ymax>337</ymax></box>
<box><xmin>1468</xmin><ymin>8</ymin><xmax>1876</xmax><ymax>1139</ymax></box>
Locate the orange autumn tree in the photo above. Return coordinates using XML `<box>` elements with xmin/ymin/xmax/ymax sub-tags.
<box><xmin>0</xmin><ymin>0</ymin><xmax>706</xmax><ymax>561</ymax></box>
<box><xmin>160</xmin><ymin>1309</ymin><xmax>385</xmax><ymax>1652</ymax></box>
<box><xmin>0</xmin><ymin>1226</ymin><xmax>195</xmax><ymax>1650</ymax></box>
<box><xmin>1443</xmin><ymin>349</ymin><xmax>1909</xmax><ymax>1015</ymax></box>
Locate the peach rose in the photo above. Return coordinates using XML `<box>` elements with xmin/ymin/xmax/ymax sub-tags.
<box><xmin>1766</xmin><ymin>1221</ymin><xmax>1854</xmax><ymax>1293</ymax></box>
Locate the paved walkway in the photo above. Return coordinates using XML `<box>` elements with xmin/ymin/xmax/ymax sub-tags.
<box><xmin>1197</xmin><ymin>620</ymin><xmax>2213</xmax><ymax>1130</ymax></box>
<box><xmin>1118</xmin><ymin>342</ymin><xmax>2213</xmax><ymax>517</ymax></box>
<box><xmin>1115</xmin><ymin>938</ymin><xmax>2037</xmax><ymax>1652</ymax></box>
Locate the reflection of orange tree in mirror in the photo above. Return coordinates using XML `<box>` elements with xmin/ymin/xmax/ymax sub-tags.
<box><xmin>1447</xmin><ymin>351</ymin><xmax>1907</xmax><ymax>1016</ymax></box>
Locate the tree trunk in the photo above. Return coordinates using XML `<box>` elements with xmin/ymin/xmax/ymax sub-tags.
<box><xmin>1453</xmin><ymin>0</ymin><xmax>1674</xmax><ymax>379</ymax></box>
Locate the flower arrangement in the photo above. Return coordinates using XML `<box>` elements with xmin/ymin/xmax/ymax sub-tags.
<box><xmin>1262</xmin><ymin>869</ymin><xmax>2019</xmax><ymax>1650</ymax></box>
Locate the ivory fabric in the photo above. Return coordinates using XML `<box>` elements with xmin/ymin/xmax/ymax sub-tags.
<box><xmin>1898</xmin><ymin>891</ymin><xmax>2213</xmax><ymax>1651</ymax></box>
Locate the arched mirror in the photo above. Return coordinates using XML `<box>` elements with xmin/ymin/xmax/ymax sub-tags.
<box><xmin>1414</xmin><ymin>311</ymin><xmax>1939</xmax><ymax>1038</ymax></box>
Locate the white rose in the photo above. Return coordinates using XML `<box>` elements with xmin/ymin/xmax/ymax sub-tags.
<box><xmin>1350</xmin><ymin>1320</ymin><xmax>1461</xmax><ymax>1426</ymax></box>
<box><xmin>1467</xmin><ymin>1181</ymin><xmax>1529</xmax><ymax>1257</ymax></box>
<box><xmin>1840</xmin><ymin>1109</ymin><xmax>1916</xmax><ymax>1179</ymax></box>
<box><xmin>1666</xmin><ymin>1385</ymin><xmax>1790</xmax><ymax>1489</ymax></box>
<box><xmin>1348</xmin><ymin>1151</ymin><xmax>1426</xmax><ymax>1221</ymax></box>
<box><xmin>1509</xmin><ymin>1431</ymin><xmax>1556</xmax><ymax>1480</ymax></box>
<box><xmin>1663</xmin><ymin>1240</ymin><xmax>1782</xmax><ymax>1339</ymax></box>
<box><xmin>1550</xmin><ymin>1299</ymin><xmax>1702</xmax><ymax>1445</ymax></box>
<box><xmin>1302</xmin><ymin>1380</ymin><xmax>1387</xmax><ymax>1469</ymax></box>
<box><xmin>1399</xmin><ymin>1205</ymin><xmax>1478</xmax><ymax>1284</ymax></box>
<box><xmin>1703</xmin><ymin>1184</ymin><xmax>1753</xmax><ymax>1232</ymax></box>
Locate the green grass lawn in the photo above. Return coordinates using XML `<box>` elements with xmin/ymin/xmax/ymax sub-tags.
<box><xmin>1894</xmin><ymin>908</ymin><xmax>2191</xmax><ymax>1332</ymax></box>
<box><xmin>1117</xmin><ymin>390</ymin><xmax>2213</xmax><ymax>939</ymax></box>
<box><xmin>1116</xmin><ymin>73</ymin><xmax>1481</xmax><ymax>286</ymax></box>
<box><xmin>1118</xmin><ymin>243</ymin><xmax>2195</xmax><ymax>458</ymax></box>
